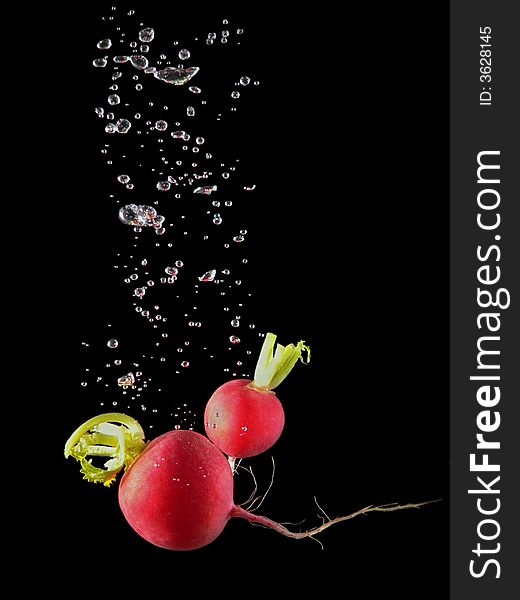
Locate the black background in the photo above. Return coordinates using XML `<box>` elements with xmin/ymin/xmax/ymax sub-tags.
<box><xmin>28</xmin><ymin>2</ymin><xmax>448</xmax><ymax>595</ymax></box>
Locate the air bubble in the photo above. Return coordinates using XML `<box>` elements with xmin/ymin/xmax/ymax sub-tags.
<box><xmin>194</xmin><ymin>185</ymin><xmax>216</xmax><ymax>195</ymax></box>
<box><xmin>139</xmin><ymin>28</ymin><xmax>155</xmax><ymax>43</ymax></box>
<box><xmin>118</xmin><ymin>372</ymin><xmax>135</xmax><ymax>387</ymax></box>
<box><xmin>154</xmin><ymin>66</ymin><xmax>200</xmax><ymax>85</ymax></box>
<box><xmin>198</xmin><ymin>269</ymin><xmax>216</xmax><ymax>282</ymax></box>
<box><xmin>116</xmin><ymin>118</ymin><xmax>132</xmax><ymax>133</ymax></box>
<box><xmin>130</xmin><ymin>55</ymin><xmax>149</xmax><ymax>70</ymax></box>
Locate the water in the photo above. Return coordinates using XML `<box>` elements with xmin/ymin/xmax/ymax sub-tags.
<box><xmin>80</xmin><ymin>8</ymin><xmax>261</xmax><ymax>432</ymax></box>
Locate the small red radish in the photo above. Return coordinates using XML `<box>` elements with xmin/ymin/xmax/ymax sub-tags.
<box><xmin>65</xmin><ymin>414</ymin><xmax>435</xmax><ymax>551</ymax></box>
<box><xmin>204</xmin><ymin>333</ymin><xmax>310</xmax><ymax>458</ymax></box>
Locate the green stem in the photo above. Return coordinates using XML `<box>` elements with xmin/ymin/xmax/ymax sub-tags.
<box><xmin>253</xmin><ymin>333</ymin><xmax>310</xmax><ymax>390</ymax></box>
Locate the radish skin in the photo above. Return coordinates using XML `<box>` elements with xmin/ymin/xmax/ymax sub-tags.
<box><xmin>119</xmin><ymin>430</ymin><xmax>233</xmax><ymax>550</ymax></box>
<box><xmin>204</xmin><ymin>378</ymin><xmax>285</xmax><ymax>458</ymax></box>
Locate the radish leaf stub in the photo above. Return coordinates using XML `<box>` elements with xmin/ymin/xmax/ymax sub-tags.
<box><xmin>64</xmin><ymin>413</ymin><xmax>146</xmax><ymax>486</ymax></box>
<box><xmin>253</xmin><ymin>332</ymin><xmax>310</xmax><ymax>390</ymax></box>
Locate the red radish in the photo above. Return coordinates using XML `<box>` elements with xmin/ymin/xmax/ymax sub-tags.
<box><xmin>119</xmin><ymin>429</ymin><xmax>233</xmax><ymax>550</ymax></box>
<box><xmin>65</xmin><ymin>414</ymin><xmax>435</xmax><ymax>551</ymax></box>
<box><xmin>204</xmin><ymin>333</ymin><xmax>310</xmax><ymax>458</ymax></box>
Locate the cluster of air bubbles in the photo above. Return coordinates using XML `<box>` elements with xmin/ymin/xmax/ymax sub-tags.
<box><xmin>106</xmin><ymin>118</ymin><xmax>132</xmax><ymax>134</ymax></box>
<box><xmin>119</xmin><ymin>204</ymin><xmax>165</xmax><ymax>231</ymax></box>
<box><xmin>84</xmin><ymin>9</ymin><xmax>261</xmax><ymax>420</ymax></box>
<box><xmin>171</xmin><ymin>130</ymin><xmax>189</xmax><ymax>140</ymax></box>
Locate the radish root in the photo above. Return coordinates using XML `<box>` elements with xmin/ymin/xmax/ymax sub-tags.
<box><xmin>231</xmin><ymin>499</ymin><xmax>441</xmax><ymax>542</ymax></box>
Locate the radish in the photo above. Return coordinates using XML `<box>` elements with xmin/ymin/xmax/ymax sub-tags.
<box><xmin>204</xmin><ymin>333</ymin><xmax>310</xmax><ymax>459</ymax></box>
<box><xmin>65</xmin><ymin>413</ymin><xmax>435</xmax><ymax>551</ymax></box>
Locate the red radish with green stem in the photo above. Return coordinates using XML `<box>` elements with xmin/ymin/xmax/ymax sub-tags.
<box><xmin>64</xmin><ymin>413</ymin><xmax>437</xmax><ymax>551</ymax></box>
<box><xmin>204</xmin><ymin>332</ymin><xmax>310</xmax><ymax>460</ymax></box>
